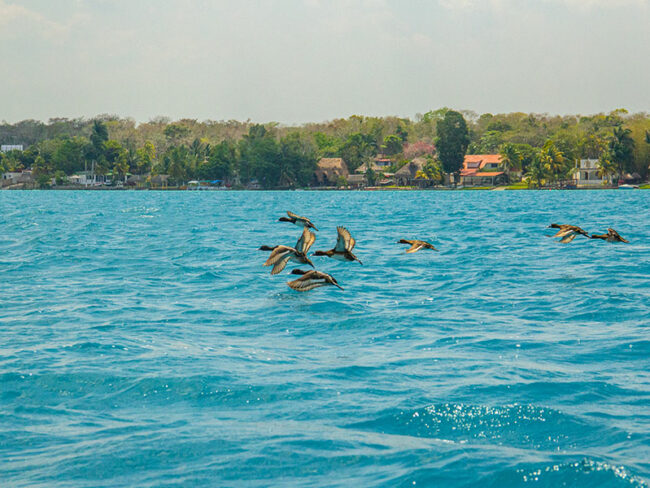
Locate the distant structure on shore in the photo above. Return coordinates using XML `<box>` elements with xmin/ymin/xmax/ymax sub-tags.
<box><xmin>1</xmin><ymin>144</ymin><xmax>23</xmax><ymax>152</ymax></box>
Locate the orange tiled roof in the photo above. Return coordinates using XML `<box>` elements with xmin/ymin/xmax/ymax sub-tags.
<box><xmin>461</xmin><ymin>154</ymin><xmax>502</xmax><ymax>175</ymax></box>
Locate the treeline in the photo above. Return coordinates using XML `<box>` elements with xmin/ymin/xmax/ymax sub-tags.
<box><xmin>1</xmin><ymin>109</ymin><xmax>648</xmax><ymax>187</ymax></box>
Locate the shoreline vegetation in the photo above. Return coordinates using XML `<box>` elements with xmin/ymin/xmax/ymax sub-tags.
<box><xmin>1</xmin><ymin>108</ymin><xmax>649</xmax><ymax>191</ymax></box>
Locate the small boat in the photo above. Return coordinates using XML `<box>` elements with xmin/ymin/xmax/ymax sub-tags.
<box><xmin>618</xmin><ymin>184</ymin><xmax>638</xmax><ymax>190</ymax></box>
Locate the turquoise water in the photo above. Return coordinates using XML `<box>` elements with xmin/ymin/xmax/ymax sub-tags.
<box><xmin>1</xmin><ymin>190</ymin><xmax>649</xmax><ymax>487</ymax></box>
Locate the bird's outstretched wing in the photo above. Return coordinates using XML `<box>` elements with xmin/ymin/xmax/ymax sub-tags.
<box><xmin>264</xmin><ymin>246</ymin><xmax>293</xmax><ymax>267</ymax></box>
<box><xmin>553</xmin><ymin>227</ymin><xmax>572</xmax><ymax>238</ymax></box>
<box><xmin>406</xmin><ymin>242</ymin><xmax>425</xmax><ymax>253</ymax></box>
<box><xmin>560</xmin><ymin>233</ymin><xmax>578</xmax><ymax>243</ymax></box>
<box><xmin>336</xmin><ymin>226</ymin><xmax>355</xmax><ymax>251</ymax></box>
<box><xmin>295</xmin><ymin>228</ymin><xmax>316</xmax><ymax>254</ymax></box>
<box><xmin>271</xmin><ymin>255</ymin><xmax>292</xmax><ymax>275</ymax></box>
<box><xmin>287</xmin><ymin>211</ymin><xmax>302</xmax><ymax>220</ymax></box>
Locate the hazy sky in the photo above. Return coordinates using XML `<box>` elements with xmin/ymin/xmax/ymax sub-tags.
<box><xmin>1</xmin><ymin>0</ymin><xmax>649</xmax><ymax>124</ymax></box>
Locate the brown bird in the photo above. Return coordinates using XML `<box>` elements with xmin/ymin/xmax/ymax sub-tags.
<box><xmin>590</xmin><ymin>228</ymin><xmax>629</xmax><ymax>243</ymax></box>
<box><xmin>547</xmin><ymin>223</ymin><xmax>590</xmax><ymax>243</ymax></box>
<box><xmin>398</xmin><ymin>239</ymin><xmax>438</xmax><ymax>253</ymax></box>
<box><xmin>287</xmin><ymin>269</ymin><xmax>343</xmax><ymax>292</ymax></box>
<box><xmin>278</xmin><ymin>211</ymin><xmax>318</xmax><ymax>231</ymax></box>
<box><xmin>312</xmin><ymin>226</ymin><xmax>362</xmax><ymax>264</ymax></box>
<box><xmin>263</xmin><ymin>227</ymin><xmax>316</xmax><ymax>275</ymax></box>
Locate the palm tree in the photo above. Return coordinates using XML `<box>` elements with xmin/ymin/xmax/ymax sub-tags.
<box><xmin>540</xmin><ymin>140</ymin><xmax>565</xmax><ymax>186</ymax></box>
<box><xmin>609</xmin><ymin>126</ymin><xmax>635</xmax><ymax>177</ymax></box>
<box><xmin>499</xmin><ymin>143</ymin><xmax>522</xmax><ymax>182</ymax></box>
<box><xmin>526</xmin><ymin>155</ymin><xmax>545</xmax><ymax>189</ymax></box>
<box><xmin>597</xmin><ymin>152</ymin><xmax>617</xmax><ymax>186</ymax></box>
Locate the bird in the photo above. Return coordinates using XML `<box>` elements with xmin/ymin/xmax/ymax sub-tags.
<box><xmin>590</xmin><ymin>228</ymin><xmax>629</xmax><ymax>243</ymax></box>
<box><xmin>263</xmin><ymin>227</ymin><xmax>316</xmax><ymax>275</ymax></box>
<box><xmin>278</xmin><ymin>211</ymin><xmax>318</xmax><ymax>231</ymax></box>
<box><xmin>547</xmin><ymin>223</ymin><xmax>590</xmax><ymax>243</ymax></box>
<box><xmin>258</xmin><ymin>245</ymin><xmax>278</xmax><ymax>251</ymax></box>
<box><xmin>287</xmin><ymin>269</ymin><xmax>343</xmax><ymax>291</ymax></box>
<box><xmin>398</xmin><ymin>239</ymin><xmax>438</xmax><ymax>253</ymax></box>
<box><xmin>312</xmin><ymin>226</ymin><xmax>362</xmax><ymax>264</ymax></box>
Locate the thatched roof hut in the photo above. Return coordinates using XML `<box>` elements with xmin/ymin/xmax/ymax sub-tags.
<box><xmin>395</xmin><ymin>158</ymin><xmax>427</xmax><ymax>185</ymax></box>
<box><xmin>314</xmin><ymin>158</ymin><xmax>349</xmax><ymax>185</ymax></box>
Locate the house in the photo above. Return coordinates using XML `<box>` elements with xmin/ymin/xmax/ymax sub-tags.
<box><xmin>150</xmin><ymin>174</ymin><xmax>170</xmax><ymax>188</ymax></box>
<box><xmin>314</xmin><ymin>158</ymin><xmax>349</xmax><ymax>186</ymax></box>
<box><xmin>1</xmin><ymin>144</ymin><xmax>23</xmax><ymax>152</ymax></box>
<box><xmin>1</xmin><ymin>169</ymin><xmax>33</xmax><ymax>187</ymax></box>
<box><xmin>573</xmin><ymin>159</ymin><xmax>615</xmax><ymax>188</ymax></box>
<box><xmin>460</xmin><ymin>154</ymin><xmax>507</xmax><ymax>186</ymax></box>
<box><xmin>2</xmin><ymin>171</ymin><xmax>24</xmax><ymax>181</ymax></box>
<box><xmin>126</xmin><ymin>174</ymin><xmax>147</xmax><ymax>187</ymax></box>
<box><xmin>355</xmin><ymin>162</ymin><xmax>383</xmax><ymax>174</ymax></box>
<box><xmin>347</xmin><ymin>173</ymin><xmax>366</xmax><ymax>188</ymax></box>
<box><xmin>395</xmin><ymin>158</ymin><xmax>427</xmax><ymax>186</ymax></box>
<box><xmin>69</xmin><ymin>171</ymin><xmax>107</xmax><ymax>186</ymax></box>
<box><xmin>373</xmin><ymin>157</ymin><xmax>392</xmax><ymax>168</ymax></box>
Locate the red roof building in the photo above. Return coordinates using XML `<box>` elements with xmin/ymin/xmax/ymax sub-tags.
<box><xmin>460</xmin><ymin>154</ymin><xmax>506</xmax><ymax>186</ymax></box>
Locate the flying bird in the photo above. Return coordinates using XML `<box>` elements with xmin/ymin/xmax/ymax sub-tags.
<box><xmin>278</xmin><ymin>211</ymin><xmax>318</xmax><ymax>231</ymax></box>
<box><xmin>287</xmin><ymin>269</ymin><xmax>343</xmax><ymax>291</ymax></box>
<box><xmin>398</xmin><ymin>239</ymin><xmax>438</xmax><ymax>253</ymax></box>
<box><xmin>590</xmin><ymin>228</ymin><xmax>629</xmax><ymax>243</ymax></box>
<box><xmin>547</xmin><ymin>223</ymin><xmax>590</xmax><ymax>243</ymax></box>
<box><xmin>313</xmin><ymin>226</ymin><xmax>362</xmax><ymax>264</ymax></box>
<box><xmin>263</xmin><ymin>227</ymin><xmax>316</xmax><ymax>275</ymax></box>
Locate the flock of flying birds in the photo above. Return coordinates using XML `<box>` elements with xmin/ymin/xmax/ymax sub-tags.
<box><xmin>547</xmin><ymin>223</ymin><xmax>629</xmax><ymax>243</ymax></box>
<box><xmin>258</xmin><ymin>211</ymin><xmax>439</xmax><ymax>292</ymax></box>
<box><xmin>259</xmin><ymin>211</ymin><xmax>629</xmax><ymax>292</ymax></box>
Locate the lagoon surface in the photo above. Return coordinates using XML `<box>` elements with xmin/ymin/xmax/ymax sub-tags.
<box><xmin>1</xmin><ymin>190</ymin><xmax>649</xmax><ymax>487</ymax></box>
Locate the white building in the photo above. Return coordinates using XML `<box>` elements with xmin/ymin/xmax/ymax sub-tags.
<box><xmin>1</xmin><ymin>170</ymin><xmax>33</xmax><ymax>187</ymax></box>
<box><xmin>69</xmin><ymin>171</ymin><xmax>109</xmax><ymax>186</ymax></box>
<box><xmin>573</xmin><ymin>159</ymin><xmax>615</xmax><ymax>188</ymax></box>
<box><xmin>1</xmin><ymin>144</ymin><xmax>24</xmax><ymax>152</ymax></box>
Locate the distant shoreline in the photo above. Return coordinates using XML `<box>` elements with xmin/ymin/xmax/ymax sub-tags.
<box><xmin>2</xmin><ymin>186</ymin><xmax>647</xmax><ymax>192</ymax></box>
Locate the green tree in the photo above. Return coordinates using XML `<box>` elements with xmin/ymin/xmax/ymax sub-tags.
<box><xmin>103</xmin><ymin>140</ymin><xmax>125</xmax><ymax>167</ymax></box>
<box><xmin>32</xmin><ymin>155</ymin><xmax>53</xmax><ymax>187</ymax></box>
<box><xmin>278</xmin><ymin>132</ymin><xmax>317</xmax><ymax>187</ymax></box>
<box><xmin>163</xmin><ymin>124</ymin><xmax>191</xmax><ymax>145</ymax></box>
<box><xmin>136</xmin><ymin>141</ymin><xmax>156</xmax><ymax>174</ymax></box>
<box><xmin>499</xmin><ymin>143</ymin><xmax>522</xmax><ymax>176</ymax></box>
<box><xmin>382</xmin><ymin>134</ymin><xmax>403</xmax><ymax>156</ymax></box>
<box><xmin>435</xmin><ymin>110</ymin><xmax>469</xmax><ymax>183</ymax></box>
<box><xmin>313</xmin><ymin>132</ymin><xmax>341</xmax><ymax>157</ymax></box>
<box><xmin>609</xmin><ymin>126</ymin><xmax>635</xmax><ymax>176</ymax></box>
<box><xmin>54</xmin><ymin>170</ymin><xmax>67</xmax><ymax>186</ymax></box>
<box><xmin>365</xmin><ymin>167</ymin><xmax>377</xmax><ymax>186</ymax></box>
<box><xmin>597</xmin><ymin>151</ymin><xmax>617</xmax><ymax>185</ymax></box>
<box><xmin>340</xmin><ymin>132</ymin><xmax>376</xmax><ymax>172</ymax></box>
<box><xmin>52</xmin><ymin>136</ymin><xmax>87</xmax><ymax>175</ymax></box>
<box><xmin>238</xmin><ymin>124</ymin><xmax>280</xmax><ymax>187</ymax></box>
<box><xmin>423</xmin><ymin>157</ymin><xmax>443</xmax><ymax>183</ymax></box>
<box><xmin>526</xmin><ymin>152</ymin><xmax>545</xmax><ymax>189</ymax></box>
<box><xmin>114</xmin><ymin>150</ymin><xmax>130</xmax><ymax>182</ymax></box>
<box><xmin>539</xmin><ymin>140</ymin><xmax>567</xmax><ymax>185</ymax></box>
<box><xmin>90</xmin><ymin>120</ymin><xmax>108</xmax><ymax>155</ymax></box>
<box><xmin>197</xmin><ymin>140</ymin><xmax>237</xmax><ymax>181</ymax></box>
<box><xmin>166</xmin><ymin>145</ymin><xmax>189</xmax><ymax>184</ymax></box>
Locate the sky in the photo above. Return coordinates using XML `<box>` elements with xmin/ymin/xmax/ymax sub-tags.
<box><xmin>1</xmin><ymin>0</ymin><xmax>649</xmax><ymax>124</ymax></box>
